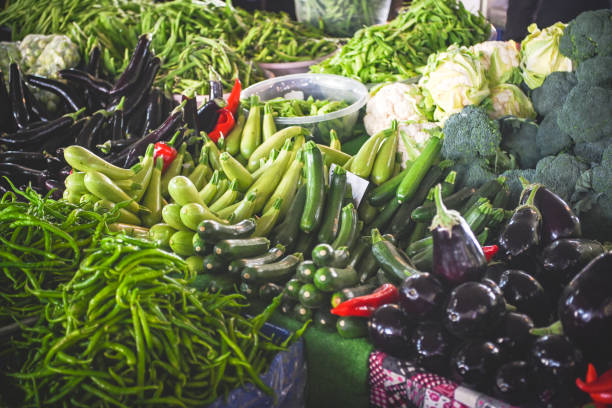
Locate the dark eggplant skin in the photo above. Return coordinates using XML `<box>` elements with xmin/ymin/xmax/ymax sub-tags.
<box><xmin>368</xmin><ymin>304</ymin><xmax>413</xmax><ymax>359</ymax></box>
<box><xmin>411</xmin><ymin>321</ymin><xmax>454</xmax><ymax>375</ymax></box>
<box><xmin>490</xmin><ymin>269</ymin><xmax>550</xmax><ymax>325</ymax></box>
<box><xmin>493</xmin><ymin>361</ymin><xmax>532</xmax><ymax>405</ymax></box>
<box><xmin>8</xmin><ymin>62</ymin><xmax>29</xmax><ymax>128</ymax></box>
<box><xmin>26</xmin><ymin>74</ymin><xmax>83</xmax><ymax>112</ymax></box>
<box><xmin>0</xmin><ymin>69</ymin><xmax>17</xmax><ymax>132</ymax></box>
<box><xmin>520</xmin><ymin>184</ymin><xmax>581</xmax><ymax>245</ymax></box>
<box><xmin>110</xmin><ymin>34</ymin><xmax>152</xmax><ymax>97</ymax></box>
<box><xmin>197</xmin><ymin>99</ymin><xmax>221</xmax><ymax>133</ymax></box>
<box><xmin>540</xmin><ymin>238</ymin><xmax>604</xmax><ymax>288</ymax></box>
<box><xmin>483</xmin><ymin>261</ymin><xmax>511</xmax><ymax>283</ymax></box>
<box><xmin>493</xmin><ymin>312</ymin><xmax>534</xmax><ymax>362</ymax></box>
<box><xmin>398</xmin><ymin>272</ymin><xmax>446</xmax><ymax>321</ymax></box>
<box><xmin>558</xmin><ymin>252</ymin><xmax>612</xmax><ymax>361</ymax></box>
<box><xmin>498</xmin><ymin>205</ymin><xmax>541</xmax><ymax>273</ymax></box>
<box><xmin>529</xmin><ymin>335</ymin><xmax>585</xmax><ymax>406</ymax></box>
<box><xmin>444</xmin><ymin>281</ymin><xmax>506</xmax><ymax>339</ymax></box>
<box><xmin>450</xmin><ymin>340</ymin><xmax>501</xmax><ymax>391</ymax></box>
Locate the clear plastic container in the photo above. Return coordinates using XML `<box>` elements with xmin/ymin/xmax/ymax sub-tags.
<box><xmin>294</xmin><ymin>0</ymin><xmax>392</xmax><ymax>37</ymax></box>
<box><xmin>241</xmin><ymin>73</ymin><xmax>368</xmax><ymax>143</ymax></box>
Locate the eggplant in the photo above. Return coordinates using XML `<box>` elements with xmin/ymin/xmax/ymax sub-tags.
<box><xmin>0</xmin><ymin>151</ymin><xmax>46</xmax><ymax>167</ymax></box>
<box><xmin>22</xmin><ymin>80</ymin><xmax>49</xmax><ymax>122</ymax></box>
<box><xmin>444</xmin><ymin>281</ymin><xmax>506</xmax><ymax>339</ymax></box>
<box><xmin>8</xmin><ymin>62</ymin><xmax>29</xmax><ymax>128</ymax></box>
<box><xmin>44</xmin><ymin>179</ymin><xmax>64</xmax><ymax>199</ymax></box>
<box><xmin>498</xmin><ymin>185</ymin><xmax>542</xmax><ymax>272</ymax></box>
<box><xmin>450</xmin><ymin>340</ymin><xmax>501</xmax><ymax>391</ymax></box>
<box><xmin>183</xmin><ymin>96</ymin><xmax>200</xmax><ymax>138</ymax></box>
<box><xmin>411</xmin><ymin>321</ymin><xmax>454</xmax><ymax>375</ymax></box>
<box><xmin>122</xmin><ymin>57</ymin><xmax>161</xmax><ymax>117</ymax></box>
<box><xmin>487</xmin><ymin>269</ymin><xmax>550</xmax><ymax>325</ymax></box>
<box><xmin>209</xmin><ymin>77</ymin><xmax>224</xmax><ymax>101</ymax></box>
<box><xmin>483</xmin><ymin>260</ymin><xmax>511</xmax><ymax>282</ymax></box>
<box><xmin>493</xmin><ymin>312</ymin><xmax>534</xmax><ymax>362</ymax></box>
<box><xmin>0</xmin><ymin>110</ymin><xmax>80</xmax><ymax>148</ymax></box>
<box><xmin>197</xmin><ymin>99</ymin><xmax>221</xmax><ymax>133</ymax></box>
<box><xmin>0</xmin><ymin>163</ymin><xmax>50</xmax><ymax>187</ymax></box>
<box><xmin>493</xmin><ymin>361</ymin><xmax>532</xmax><ymax>405</ymax></box>
<box><xmin>529</xmin><ymin>335</ymin><xmax>585</xmax><ymax>406</ymax></box>
<box><xmin>26</xmin><ymin>74</ymin><xmax>84</xmax><ymax>112</ymax></box>
<box><xmin>0</xmin><ymin>69</ymin><xmax>16</xmax><ymax>132</ymax></box>
<box><xmin>85</xmin><ymin>46</ymin><xmax>102</xmax><ymax>77</ymax></box>
<box><xmin>520</xmin><ymin>183</ymin><xmax>581</xmax><ymax>245</ymax></box>
<box><xmin>59</xmin><ymin>68</ymin><xmax>112</xmax><ymax>96</ymax></box>
<box><xmin>367</xmin><ymin>303</ymin><xmax>413</xmax><ymax>358</ymax></box>
<box><xmin>430</xmin><ymin>184</ymin><xmax>487</xmax><ymax>286</ymax></box>
<box><xmin>558</xmin><ymin>252</ymin><xmax>612</xmax><ymax>360</ymax></box>
<box><xmin>397</xmin><ymin>272</ymin><xmax>446</xmax><ymax>321</ymax></box>
<box><xmin>110</xmin><ymin>34</ymin><xmax>152</xmax><ymax>97</ymax></box>
<box><xmin>539</xmin><ymin>238</ymin><xmax>605</xmax><ymax>288</ymax></box>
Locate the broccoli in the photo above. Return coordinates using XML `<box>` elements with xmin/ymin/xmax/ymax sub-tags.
<box><xmin>534</xmin><ymin>153</ymin><xmax>588</xmax><ymax>202</ymax></box>
<box><xmin>576</xmin><ymin>56</ymin><xmax>612</xmax><ymax>88</ymax></box>
<box><xmin>499</xmin><ymin>116</ymin><xmax>542</xmax><ymax>169</ymax></box>
<box><xmin>556</xmin><ymin>83</ymin><xmax>612</xmax><ymax>143</ymax></box>
<box><xmin>591</xmin><ymin>144</ymin><xmax>612</xmax><ymax>194</ymax></box>
<box><xmin>577</xmin><ymin>193</ymin><xmax>612</xmax><ymax>242</ymax></box>
<box><xmin>501</xmin><ymin>168</ymin><xmax>537</xmax><ymax>206</ymax></box>
<box><xmin>536</xmin><ymin>110</ymin><xmax>573</xmax><ymax>157</ymax></box>
<box><xmin>559</xmin><ymin>9</ymin><xmax>612</xmax><ymax>63</ymax></box>
<box><xmin>573</xmin><ymin>136</ymin><xmax>612</xmax><ymax>164</ymax></box>
<box><xmin>452</xmin><ymin>159</ymin><xmax>497</xmax><ymax>190</ymax></box>
<box><xmin>530</xmin><ymin>71</ymin><xmax>578</xmax><ymax>117</ymax></box>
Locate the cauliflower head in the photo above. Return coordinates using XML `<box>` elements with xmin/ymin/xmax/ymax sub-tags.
<box><xmin>470</xmin><ymin>40</ymin><xmax>522</xmax><ymax>86</ymax></box>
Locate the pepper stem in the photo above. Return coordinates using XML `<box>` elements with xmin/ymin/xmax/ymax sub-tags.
<box><xmin>65</xmin><ymin>107</ymin><xmax>86</xmax><ymax>121</ymax></box>
<box><xmin>530</xmin><ymin>320</ymin><xmax>563</xmax><ymax>336</ymax></box>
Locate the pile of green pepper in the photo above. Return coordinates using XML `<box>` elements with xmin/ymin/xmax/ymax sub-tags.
<box><xmin>310</xmin><ymin>0</ymin><xmax>491</xmax><ymax>83</ymax></box>
<box><xmin>243</xmin><ymin>96</ymin><xmax>349</xmax><ymax>118</ymax></box>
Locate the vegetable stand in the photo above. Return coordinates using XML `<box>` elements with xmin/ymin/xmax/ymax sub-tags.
<box><xmin>1</xmin><ymin>1</ymin><xmax>612</xmax><ymax>408</ymax></box>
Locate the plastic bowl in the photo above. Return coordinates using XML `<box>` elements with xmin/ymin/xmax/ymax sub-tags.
<box><xmin>257</xmin><ymin>50</ymin><xmax>338</xmax><ymax>78</ymax></box>
<box><xmin>241</xmin><ymin>73</ymin><xmax>368</xmax><ymax>143</ymax></box>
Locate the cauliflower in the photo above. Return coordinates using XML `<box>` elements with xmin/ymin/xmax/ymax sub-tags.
<box><xmin>398</xmin><ymin>121</ymin><xmax>441</xmax><ymax>161</ymax></box>
<box><xmin>363</xmin><ymin>82</ymin><xmax>429</xmax><ymax>136</ymax></box>
<box><xmin>470</xmin><ymin>40</ymin><xmax>522</xmax><ymax>86</ymax></box>
<box><xmin>488</xmin><ymin>83</ymin><xmax>537</xmax><ymax>120</ymax></box>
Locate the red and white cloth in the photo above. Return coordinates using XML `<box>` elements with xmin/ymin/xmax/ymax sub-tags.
<box><xmin>369</xmin><ymin>351</ymin><xmax>518</xmax><ymax>408</ymax></box>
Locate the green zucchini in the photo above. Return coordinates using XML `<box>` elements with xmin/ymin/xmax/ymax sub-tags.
<box><xmin>313</xmin><ymin>308</ymin><xmax>337</xmax><ymax>331</ymax></box>
<box><xmin>331</xmin><ymin>203</ymin><xmax>358</xmax><ymax>249</ymax></box>
<box><xmin>162</xmin><ymin>203</ymin><xmax>189</xmax><ymax>231</ymax></box>
<box><xmin>300</xmin><ymin>142</ymin><xmax>326</xmax><ymax>233</ymax></box>
<box><xmin>313</xmin><ymin>266</ymin><xmax>359</xmax><ymax>292</ymax></box>
<box><xmin>241</xmin><ymin>253</ymin><xmax>303</xmax><ymax>284</ymax></box>
<box><xmin>295</xmin><ymin>232</ymin><xmax>317</xmax><ymax>256</ymax></box>
<box><xmin>214</xmin><ymin>237</ymin><xmax>270</xmax><ymax>260</ymax></box>
<box><xmin>227</xmin><ymin>244</ymin><xmax>285</xmax><ymax>276</ymax></box>
<box><xmin>312</xmin><ymin>243</ymin><xmax>335</xmax><ymax>267</ymax></box>
<box><xmin>272</xmin><ymin>185</ymin><xmax>307</xmax><ymax>251</ymax></box>
<box><xmin>185</xmin><ymin>255</ymin><xmax>205</xmax><ymax>274</ymax></box>
<box><xmin>330</xmin><ymin>283</ymin><xmax>377</xmax><ymax>308</ymax></box>
<box><xmin>371</xmin><ymin>229</ymin><xmax>419</xmax><ymax>283</ymax></box>
<box><xmin>192</xmin><ymin>234</ymin><xmax>211</xmax><ymax>256</ymax></box>
<box><xmin>317</xmin><ymin>166</ymin><xmax>347</xmax><ymax>244</ymax></box>
<box><xmin>330</xmin><ymin>246</ymin><xmax>351</xmax><ymax>268</ymax></box>
<box><xmin>298</xmin><ymin>283</ymin><xmax>328</xmax><ymax>308</ymax></box>
<box><xmin>208</xmin><ymin>274</ymin><xmax>236</xmax><ymax>293</ymax></box>
<box><xmin>169</xmin><ymin>230</ymin><xmax>196</xmax><ymax>257</ymax></box>
<box><xmin>285</xmin><ymin>278</ymin><xmax>303</xmax><ymax>300</ymax></box>
<box><xmin>202</xmin><ymin>253</ymin><xmax>228</xmax><ymax>274</ymax></box>
<box><xmin>148</xmin><ymin>223</ymin><xmax>176</xmax><ymax>249</ymax></box>
<box><xmin>198</xmin><ymin>218</ymin><xmax>255</xmax><ymax>242</ymax></box>
<box><xmin>258</xmin><ymin>282</ymin><xmax>283</xmax><ymax>302</ymax></box>
<box><xmin>280</xmin><ymin>298</ymin><xmax>297</xmax><ymax>315</ymax></box>
<box><xmin>336</xmin><ymin>316</ymin><xmax>368</xmax><ymax>339</ymax></box>
<box><xmin>239</xmin><ymin>281</ymin><xmax>257</xmax><ymax>299</ymax></box>
<box><xmin>293</xmin><ymin>303</ymin><xmax>313</xmax><ymax>322</ymax></box>
<box><xmin>411</xmin><ymin>186</ymin><xmax>475</xmax><ymax>223</ymax></box>
<box><xmin>295</xmin><ymin>261</ymin><xmax>317</xmax><ymax>283</ymax></box>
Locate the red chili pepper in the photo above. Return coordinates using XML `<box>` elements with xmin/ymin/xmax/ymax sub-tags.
<box><xmin>226</xmin><ymin>78</ymin><xmax>241</xmax><ymax>116</ymax></box>
<box><xmin>577</xmin><ymin>368</ymin><xmax>612</xmax><ymax>394</ymax></box>
<box><xmin>154</xmin><ymin>132</ymin><xmax>178</xmax><ymax>173</ymax></box>
<box><xmin>482</xmin><ymin>244</ymin><xmax>498</xmax><ymax>262</ymax></box>
<box><xmin>331</xmin><ymin>283</ymin><xmax>399</xmax><ymax>317</ymax></box>
<box><xmin>590</xmin><ymin>391</ymin><xmax>612</xmax><ymax>404</ymax></box>
<box><xmin>208</xmin><ymin>108</ymin><xmax>235</xmax><ymax>143</ymax></box>
<box><xmin>588</xmin><ymin>364</ymin><xmax>599</xmax><ymax>383</ymax></box>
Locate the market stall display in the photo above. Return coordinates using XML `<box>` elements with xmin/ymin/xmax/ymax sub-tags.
<box><xmin>1</xmin><ymin>2</ymin><xmax>612</xmax><ymax>408</ymax></box>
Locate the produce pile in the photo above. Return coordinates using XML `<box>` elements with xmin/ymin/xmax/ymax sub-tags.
<box><xmin>0</xmin><ymin>0</ymin><xmax>338</xmax><ymax>95</ymax></box>
<box><xmin>310</xmin><ymin>0</ymin><xmax>491</xmax><ymax>83</ymax></box>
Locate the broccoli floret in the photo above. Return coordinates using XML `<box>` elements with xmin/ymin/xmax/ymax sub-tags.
<box><xmin>530</xmin><ymin>71</ymin><xmax>578</xmax><ymax>117</ymax></box>
<box><xmin>574</xmin><ymin>136</ymin><xmax>612</xmax><ymax>164</ymax></box>
<box><xmin>501</xmin><ymin>168</ymin><xmax>537</xmax><ymax>206</ymax></box>
<box><xmin>452</xmin><ymin>159</ymin><xmax>497</xmax><ymax>190</ymax></box>
<box><xmin>591</xmin><ymin>144</ymin><xmax>612</xmax><ymax>195</ymax></box>
<box><xmin>576</xmin><ymin>56</ymin><xmax>612</xmax><ymax>88</ymax></box>
<box><xmin>556</xmin><ymin>83</ymin><xmax>612</xmax><ymax>143</ymax></box>
<box><xmin>559</xmin><ymin>9</ymin><xmax>612</xmax><ymax>63</ymax></box>
<box><xmin>534</xmin><ymin>153</ymin><xmax>589</xmax><ymax>202</ymax></box>
<box><xmin>536</xmin><ymin>110</ymin><xmax>573</xmax><ymax>157</ymax></box>
<box><xmin>499</xmin><ymin>116</ymin><xmax>541</xmax><ymax>169</ymax></box>
<box><xmin>442</xmin><ymin>105</ymin><xmax>502</xmax><ymax>161</ymax></box>
<box><xmin>577</xmin><ymin>193</ymin><xmax>612</xmax><ymax>242</ymax></box>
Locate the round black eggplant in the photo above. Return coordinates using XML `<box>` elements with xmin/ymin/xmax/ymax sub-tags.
<box><xmin>493</xmin><ymin>361</ymin><xmax>532</xmax><ymax>404</ymax></box>
<box><xmin>540</xmin><ymin>238</ymin><xmax>604</xmax><ymax>288</ymax></box>
<box><xmin>558</xmin><ymin>252</ymin><xmax>612</xmax><ymax>360</ymax></box>
<box><xmin>368</xmin><ymin>304</ymin><xmax>413</xmax><ymax>359</ymax></box>
<box><xmin>398</xmin><ymin>273</ymin><xmax>446</xmax><ymax>321</ymax></box>
<box><xmin>444</xmin><ymin>281</ymin><xmax>506</xmax><ymax>339</ymax></box>
<box><xmin>493</xmin><ymin>312</ymin><xmax>534</xmax><ymax>362</ymax></box>
<box><xmin>529</xmin><ymin>334</ymin><xmax>584</xmax><ymax>405</ymax></box>
<box><xmin>498</xmin><ymin>205</ymin><xmax>541</xmax><ymax>273</ymax></box>
<box><xmin>495</xmin><ymin>270</ymin><xmax>550</xmax><ymax>325</ymax></box>
<box><xmin>450</xmin><ymin>340</ymin><xmax>501</xmax><ymax>391</ymax></box>
<box><xmin>411</xmin><ymin>321</ymin><xmax>454</xmax><ymax>375</ymax></box>
<box><xmin>520</xmin><ymin>184</ymin><xmax>581</xmax><ymax>245</ymax></box>
<box><xmin>483</xmin><ymin>261</ymin><xmax>510</xmax><ymax>283</ymax></box>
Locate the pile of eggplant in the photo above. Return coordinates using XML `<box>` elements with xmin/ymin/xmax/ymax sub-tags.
<box><xmin>367</xmin><ymin>182</ymin><xmax>612</xmax><ymax>407</ymax></box>
<box><xmin>0</xmin><ymin>34</ymin><xmax>186</xmax><ymax>197</ymax></box>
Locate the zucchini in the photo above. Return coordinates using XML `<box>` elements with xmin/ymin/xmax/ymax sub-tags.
<box><xmin>192</xmin><ymin>233</ymin><xmax>211</xmax><ymax>256</ymax></box>
<box><xmin>347</xmin><ymin>237</ymin><xmax>369</xmax><ymax>269</ymax></box>
<box><xmin>148</xmin><ymin>223</ymin><xmax>176</xmax><ymax>249</ymax></box>
<box><xmin>227</xmin><ymin>244</ymin><xmax>285</xmax><ymax>276</ymax></box>
<box><xmin>313</xmin><ymin>266</ymin><xmax>359</xmax><ymax>292</ymax></box>
<box><xmin>293</xmin><ymin>303</ymin><xmax>313</xmax><ymax>322</ymax></box>
<box><xmin>459</xmin><ymin>176</ymin><xmax>505</xmax><ymax>213</ymax></box>
<box><xmin>214</xmin><ymin>237</ymin><xmax>270</xmax><ymax>260</ymax></box>
<box><xmin>162</xmin><ymin>203</ymin><xmax>188</xmax><ymax>231</ymax></box>
<box><xmin>411</xmin><ymin>186</ymin><xmax>475</xmax><ymax>223</ymax></box>
<box><xmin>371</xmin><ymin>229</ymin><xmax>420</xmax><ymax>283</ymax></box>
<box><xmin>312</xmin><ymin>243</ymin><xmax>335</xmax><ymax>267</ymax></box>
<box><xmin>202</xmin><ymin>253</ymin><xmax>228</xmax><ymax>274</ymax></box>
<box><xmin>169</xmin><ymin>230</ymin><xmax>195</xmax><ymax>257</ymax></box>
<box><xmin>280</xmin><ymin>298</ymin><xmax>297</xmax><ymax>315</ymax></box>
<box><xmin>258</xmin><ymin>282</ymin><xmax>283</xmax><ymax>302</ymax></box>
<box><xmin>295</xmin><ymin>261</ymin><xmax>317</xmax><ymax>283</ymax></box>
<box><xmin>300</xmin><ymin>142</ymin><xmax>326</xmax><ymax>233</ymax></box>
<box><xmin>241</xmin><ymin>253</ymin><xmax>303</xmax><ymax>284</ymax></box>
<box><xmin>198</xmin><ymin>218</ymin><xmax>256</xmax><ymax>242</ymax></box>
<box><xmin>239</xmin><ymin>281</ymin><xmax>257</xmax><ymax>299</ymax></box>
<box><xmin>331</xmin><ymin>203</ymin><xmax>358</xmax><ymax>249</ymax></box>
<box><xmin>295</xmin><ymin>232</ymin><xmax>317</xmax><ymax>256</ymax></box>
<box><xmin>317</xmin><ymin>166</ymin><xmax>347</xmax><ymax>244</ymax></box>
<box><xmin>330</xmin><ymin>283</ymin><xmax>377</xmax><ymax>308</ymax></box>
<box><xmin>180</xmin><ymin>202</ymin><xmax>217</xmax><ymax>231</ymax></box>
<box><xmin>285</xmin><ymin>278</ymin><xmax>303</xmax><ymax>300</ymax></box>
<box><xmin>272</xmin><ymin>185</ymin><xmax>307</xmax><ymax>251</ymax></box>
<box><xmin>396</xmin><ymin>136</ymin><xmax>441</xmax><ymax>202</ymax></box>
<box><xmin>298</xmin><ymin>283</ymin><xmax>328</xmax><ymax>308</ymax></box>
<box><xmin>330</xmin><ymin>246</ymin><xmax>351</xmax><ymax>268</ymax></box>
<box><xmin>313</xmin><ymin>308</ymin><xmax>337</xmax><ymax>331</ymax></box>
<box><xmin>185</xmin><ymin>255</ymin><xmax>204</xmax><ymax>274</ymax></box>
<box><xmin>208</xmin><ymin>274</ymin><xmax>236</xmax><ymax>293</ymax></box>
<box><xmin>336</xmin><ymin>316</ymin><xmax>368</xmax><ymax>339</ymax></box>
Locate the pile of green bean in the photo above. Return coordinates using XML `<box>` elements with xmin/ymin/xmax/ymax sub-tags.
<box><xmin>244</xmin><ymin>96</ymin><xmax>350</xmax><ymax>118</ymax></box>
<box><xmin>295</xmin><ymin>0</ymin><xmax>390</xmax><ymax>37</ymax></box>
<box><xmin>310</xmin><ymin>0</ymin><xmax>491</xmax><ymax>83</ymax></box>
<box><xmin>0</xmin><ymin>185</ymin><xmax>115</xmax><ymax>325</ymax></box>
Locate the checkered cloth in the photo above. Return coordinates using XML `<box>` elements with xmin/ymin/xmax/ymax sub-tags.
<box><xmin>369</xmin><ymin>351</ymin><xmax>518</xmax><ymax>408</ymax></box>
